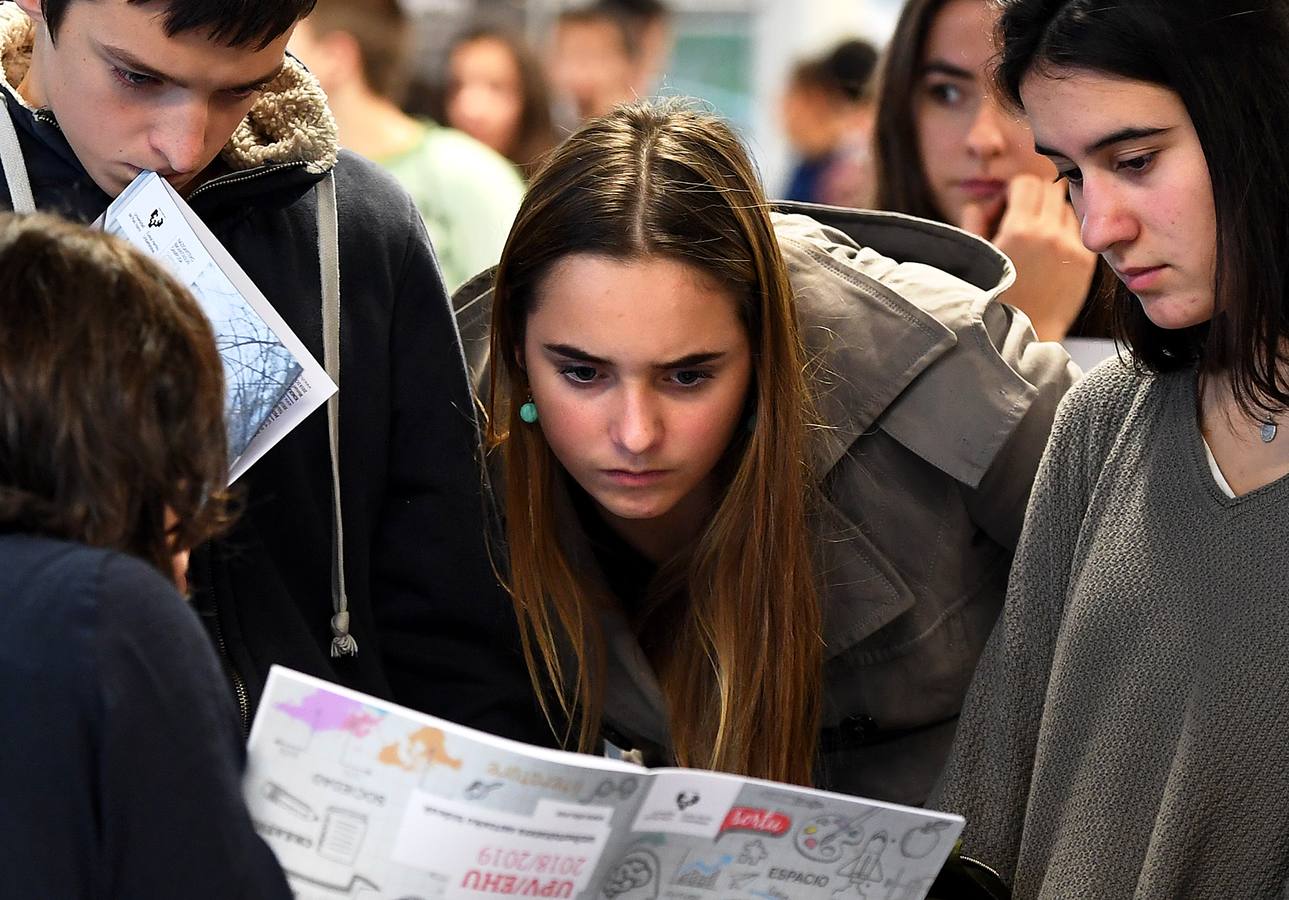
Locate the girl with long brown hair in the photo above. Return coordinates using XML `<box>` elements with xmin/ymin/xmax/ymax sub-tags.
<box><xmin>443</xmin><ymin>24</ymin><xmax>558</xmax><ymax>179</ymax></box>
<box><xmin>457</xmin><ymin>99</ymin><xmax>1077</xmax><ymax>803</ymax></box>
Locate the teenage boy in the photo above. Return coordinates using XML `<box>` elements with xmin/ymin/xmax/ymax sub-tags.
<box><xmin>0</xmin><ymin>0</ymin><xmax>548</xmax><ymax>743</ymax></box>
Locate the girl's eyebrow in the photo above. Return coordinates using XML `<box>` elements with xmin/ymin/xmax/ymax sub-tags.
<box><xmin>1035</xmin><ymin>125</ymin><xmax>1173</xmax><ymax>159</ymax></box>
<box><xmin>656</xmin><ymin>352</ymin><xmax>726</xmax><ymax>369</ymax></box>
<box><xmin>543</xmin><ymin>343</ymin><xmax>609</xmax><ymax>365</ymax></box>
<box><xmin>922</xmin><ymin>60</ymin><xmax>974</xmax><ymax>80</ymax></box>
<box><xmin>541</xmin><ymin>345</ymin><xmax>727</xmax><ymax>369</ymax></box>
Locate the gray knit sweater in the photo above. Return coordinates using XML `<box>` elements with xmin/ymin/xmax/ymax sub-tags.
<box><xmin>931</xmin><ymin>358</ymin><xmax>1289</xmax><ymax>898</ymax></box>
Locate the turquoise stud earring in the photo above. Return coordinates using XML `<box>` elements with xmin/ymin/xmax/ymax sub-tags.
<box><xmin>519</xmin><ymin>398</ymin><xmax>539</xmax><ymax>424</ymax></box>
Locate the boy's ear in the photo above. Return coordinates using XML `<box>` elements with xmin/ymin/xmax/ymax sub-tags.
<box><xmin>13</xmin><ymin>0</ymin><xmax>47</xmax><ymax>24</ymax></box>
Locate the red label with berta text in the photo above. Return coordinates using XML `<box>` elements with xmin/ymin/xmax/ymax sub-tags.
<box><xmin>720</xmin><ymin>807</ymin><xmax>792</xmax><ymax>837</ymax></box>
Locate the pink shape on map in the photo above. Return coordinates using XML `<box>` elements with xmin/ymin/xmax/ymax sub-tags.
<box><xmin>275</xmin><ymin>689</ymin><xmax>383</xmax><ymax>736</ymax></box>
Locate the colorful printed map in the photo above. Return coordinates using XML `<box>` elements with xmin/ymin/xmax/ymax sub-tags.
<box><xmin>274</xmin><ymin>689</ymin><xmax>383</xmax><ymax>738</ymax></box>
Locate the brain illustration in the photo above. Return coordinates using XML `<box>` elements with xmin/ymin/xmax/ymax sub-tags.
<box><xmin>601</xmin><ymin>850</ymin><xmax>660</xmax><ymax>900</ymax></box>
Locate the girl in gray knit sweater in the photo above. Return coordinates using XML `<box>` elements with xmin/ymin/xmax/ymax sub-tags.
<box><xmin>932</xmin><ymin>1</ymin><xmax>1289</xmax><ymax>897</ymax></box>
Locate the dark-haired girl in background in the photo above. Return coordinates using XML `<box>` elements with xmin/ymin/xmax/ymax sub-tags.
<box><xmin>933</xmin><ymin>1</ymin><xmax>1289</xmax><ymax>895</ymax></box>
<box><xmin>873</xmin><ymin>0</ymin><xmax>1101</xmax><ymax>342</ymax></box>
<box><xmin>780</xmin><ymin>39</ymin><xmax>879</xmax><ymax>206</ymax></box>
<box><xmin>443</xmin><ymin>24</ymin><xmax>558</xmax><ymax>179</ymax></box>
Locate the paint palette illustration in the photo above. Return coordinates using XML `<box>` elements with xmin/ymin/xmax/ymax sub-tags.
<box><xmin>793</xmin><ymin>812</ymin><xmax>875</xmax><ymax>863</ymax></box>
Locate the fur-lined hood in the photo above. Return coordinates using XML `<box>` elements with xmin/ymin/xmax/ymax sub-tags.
<box><xmin>0</xmin><ymin>2</ymin><xmax>338</xmax><ymax>174</ymax></box>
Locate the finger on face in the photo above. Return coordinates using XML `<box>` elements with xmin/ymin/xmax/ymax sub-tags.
<box><xmin>959</xmin><ymin>194</ymin><xmax>1006</xmax><ymax>239</ymax></box>
<box><xmin>1005</xmin><ymin>173</ymin><xmax>1046</xmax><ymax>221</ymax></box>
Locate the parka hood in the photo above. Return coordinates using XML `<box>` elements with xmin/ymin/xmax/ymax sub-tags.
<box><xmin>773</xmin><ymin>201</ymin><xmax>1033</xmax><ymax>488</ymax></box>
<box><xmin>0</xmin><ymin>3</ymin><xmax>338</xmax><ymax>174</ymax></box>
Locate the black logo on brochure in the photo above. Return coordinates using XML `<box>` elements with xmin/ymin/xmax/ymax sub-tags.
<box><xmin>676</xmin><ymin>791</ymin><xmax>701</xmax><ymax>811</ymax></box>
<box><xmin>148</xmin><ymin>209</ymin><xmax>165</xmax><ymax>228</ymax></box>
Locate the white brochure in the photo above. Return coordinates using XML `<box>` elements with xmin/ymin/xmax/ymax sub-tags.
<box><xmin>99</xmin><ymin>172</ymin><xmax>336</xmax><ymax>483</ymax></box>
<box><xmin>245</xmin><ymin>666</ymin><xmax>964</xmax><ymax>900</ymax></box>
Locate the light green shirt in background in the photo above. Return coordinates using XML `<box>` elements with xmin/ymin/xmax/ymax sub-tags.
<box><xmin>379</xmin><ymin>121</ymin><xmax>525</xmax><ymax>292</ymax></box>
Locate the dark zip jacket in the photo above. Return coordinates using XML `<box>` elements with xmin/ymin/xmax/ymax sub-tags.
<box><xmin>1</xmin><ymin>535</ymin><xmax>293</xmax><ymax>898</ymax></box>
<box><xmin>0</xmin><ymin>7</ymin><xmax>548</xmax><ymax>744</ymax></box>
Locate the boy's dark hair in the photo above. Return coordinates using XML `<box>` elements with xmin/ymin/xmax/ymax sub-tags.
<box><xmin>996</xmin><ymin>0</ymin><xmax>1289</xmax><ymax>418</ymax></box>
<box><xmin>305</xmin><ymin>0</ymin><xmax>412</xmax><ymax>103</ymax></box>
<box><xmin>791</xmin><ymin>39</ymin><xmax>879</xmax><ymax>104</ymax></box>
<box><xmin>824</xmin><ymin>39</ymin><xmax>878</xmax><ymax>103</ymax></box>
<box><xmin>42</xmin><ymin>0</ymin><xmax>317</xmax><ymax>50</ymax></box>
<box><xmin>0</xmin><ymin>213</ymin><xmax>235</xmax><ymax>579</ymax></box>
<box><xmin>596</xmin><ymin>0</ymin><xmax>669</xmax><ymax>27</ymax></box>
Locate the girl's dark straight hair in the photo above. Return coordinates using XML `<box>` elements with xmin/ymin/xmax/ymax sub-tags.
<box><xmin>872</xmin><ymin>0</ymin><xmax>955</xmax><ymax>220</ymax></box>
<box><xmin>996</xmin><ymin>0</ymin><xmax>1289</xmax><ymax>417</ymax></box>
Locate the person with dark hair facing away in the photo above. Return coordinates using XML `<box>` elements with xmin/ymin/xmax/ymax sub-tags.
<box><xmin>872</xmin><ymin>0</ymin><xmax>1099</xmax><ymax>341</ymax></box>
<box><xmin>443</xmin><ymin>23</ymin><xmax>558</xmax><ymax>180</ymax></box>
<box><xmin>0</xmin><ymin>213</ymin><xmax>290</xmax><ymax>898</ymax></box>
<box><xmin>455</xmin><ymin>99</ymin><xmax>1076</xmax><ymax>804</ymax></box>
<box><xmin>291</xmin><ymin>0</ymin><xmax>525</xmax><ymax>291</ymax></box>
<box><xmin>0</xmin><ymin>0</ymin><xmax>549</xmax><ymax>744</ymax></box>
<box><xmin>932</xmin><ymin>1</ymin><xmax>1289</xmax><ymax>895</ymax></box>
<box><xmin>780</xmin><ymin>39</ymin><xmax>879</xmax><ymax>206</ymax></box>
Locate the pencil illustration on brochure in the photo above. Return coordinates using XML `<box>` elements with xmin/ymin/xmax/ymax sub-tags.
<box><xmin>245</xmin><ymin>666</ymin><xmax>964</xmax><ymax>899</ymax></box>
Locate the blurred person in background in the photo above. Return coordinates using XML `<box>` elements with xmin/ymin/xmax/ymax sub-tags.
<box><xmin>546</xmin><ymin>3</ymin><xmax>640</xmax><ymax>125</ymax></box>
<box><xmin>0</xmin><ymin>214</ymin><xmax>289</xmax><ymax>898</ymax></box>
<box><xmin>873</xmin><ymin>0</ymin><xmax>1101</xmax><ymax>341</ymax></box>
<box><xmin>599</xmin><ymin>0</ymin><xmax>673</xmax><ymax>96</ymax></box>
<box><xmin>293</xmin><ymin>0</ymin><xmax>524</xmax><ymax>290</ymax></box>
<box><xmin>443</xmin><ymin>24</ymin><xmax>558</xmax><ymax>180</ymax></box>
<box><xmin>780</xmin><ymin>38</ymin><xmax>879</xmax><ymax>206</ymax></box>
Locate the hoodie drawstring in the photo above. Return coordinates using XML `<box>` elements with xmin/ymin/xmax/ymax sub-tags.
<box><xmin>0</xmin><ymin>93</ymin><xmax>34</xmax><ymax>214</ymax></box>
<box><xmin>317</xmin><ymin>170</ymin><xmax>354</xmax><ymax>657</ymax></box>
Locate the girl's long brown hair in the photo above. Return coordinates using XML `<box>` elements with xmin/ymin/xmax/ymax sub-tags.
<box><xmin>486</xmin><ymin>100</ymin><xmax>822</xmax><ymax>785</ymax></box>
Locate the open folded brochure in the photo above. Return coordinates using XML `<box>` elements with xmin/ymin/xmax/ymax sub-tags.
<box><xmin>246</xmin><ymin>666</ymin><xmax>965</xmax><ymax>900</ymax></box>
<box><xmin>98</xmin><ymin>172</ymin><xmax>336</xmax><ymax>483</ymax></box>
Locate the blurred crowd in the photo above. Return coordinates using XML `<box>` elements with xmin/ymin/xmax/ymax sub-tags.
<box><xmin>302</xmin><ymin>0</ymin><xmax>1099</xmax><ymax>340</ymax></box>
